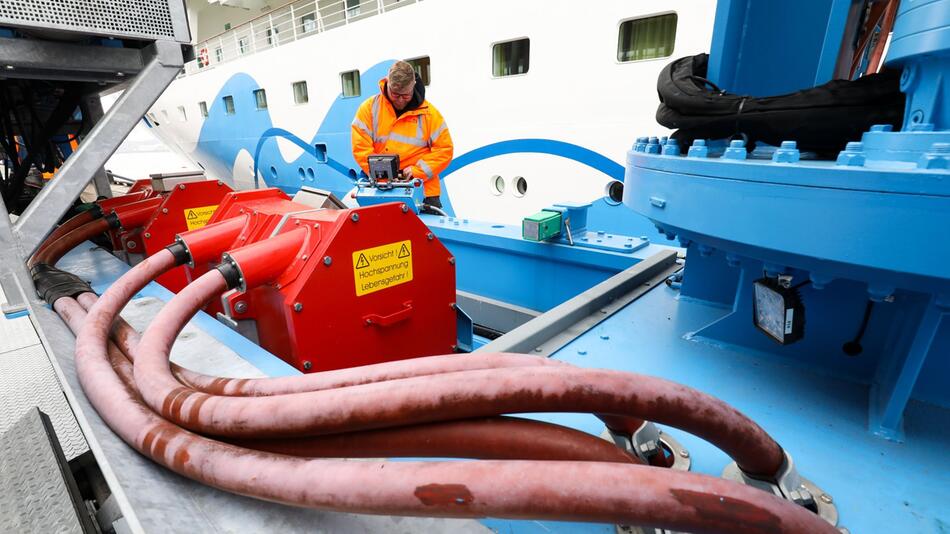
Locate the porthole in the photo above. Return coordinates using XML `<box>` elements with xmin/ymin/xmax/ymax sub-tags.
<box><xmin>306</xmin><ymin>168</ymin><xmax>315</xmax><ymax>181</ymax></box>
<box><xmin>514</xmin><ymin>176</ymin><xmax>527</xmax><ymax>197</ymax></box>
<box><xmin>298</xmin><ymin>167</ymin><xmax>305</xmax><ymax>180</ymax></box>
<box><xmin>269</xmin><ymin>166</ymin><xmax>277</xmax><ymax>179</ymax></box>
<box><xmin>490</xmin><ymin>175</ymin><xmax>505</xmax><ymax>196</ymax></box>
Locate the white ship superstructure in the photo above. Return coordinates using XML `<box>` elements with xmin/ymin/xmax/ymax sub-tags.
<box><xmin>147</xmin><ymin>0</ymin><xmax>714</xmax><ymax>223</ymax></box>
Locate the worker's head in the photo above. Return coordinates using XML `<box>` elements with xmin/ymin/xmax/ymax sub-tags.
<box><xmin>386</xmin><ymin>61</ymin><xmax>416</xmax><ymax>111</ymax></box>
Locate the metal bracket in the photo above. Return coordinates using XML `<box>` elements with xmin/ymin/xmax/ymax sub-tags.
<box><xmin>722</xmin><ymin>451</ymin><xmax>839</xmax><ymax>527</ymax></box>
<box><xmin>0</xmin><ymin>270</ymin><xmax>29</xmax><ymax>317</ymax></box>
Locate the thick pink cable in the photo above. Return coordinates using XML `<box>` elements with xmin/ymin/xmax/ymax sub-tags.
<box><xmin>68</xmin><ymin>295</ymin><xmax>834</xmax><ymax>533</ymax></box>
<box><xmin>130</xmin><ymin>268</ymin><xmax>785</xmax><ymax>478</ymax></box>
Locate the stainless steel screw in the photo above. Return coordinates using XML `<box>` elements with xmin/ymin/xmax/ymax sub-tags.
<box><xmin>302</xmin><ymin>361</ymin><xmax>312</xmax><ymax>371</ymax></box>
<box><xmin>820</xmin><ymin>494</ymin><xmax>833</xmax><ymax>504</ymax></box>
<box><xmin>427</xmin><ymin>232</ymin><xmax>434</xmax><ymax>240</ymax></box>
<box><xmin>293</xmin><ymin>302</ymin><xmax>303</xmax><ymax>312</ymax></box>
<box><xmin>178</xmin><ymin>184</ymin><xmax>186</xmax><ymax>190</ymax></box>
<box><xmin>351</xmin><ymin>213</ymin><xmax>360</xmax><ymax>222</ymax></box>
<box><xmin>679</xmin><ymin>449</ymin><xmax>690</xmax><ymax>459</ymax></box>
<box><xmin>401</xmin><ymin>204</ymin><xmax>409</xmax><ymax>213</ymax></box>
<box><xmin>323</xmin><ymin>256</ymin><xmax>332</xmax><ymax>266</ymax></box>
<box><xmin>234</xmin><ymin>301</ymin><xmax>248</xmax><ymax>314</ymax></box>
<box><xmin>144</xmin><ymin>232</ymin><xmax>151</xmax><ymax>238</ymax></box>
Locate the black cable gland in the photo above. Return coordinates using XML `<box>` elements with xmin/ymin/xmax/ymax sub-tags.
<box><xmin>104</xmin><ymin>212</ymin><xmax>121</xmax><ymax>230</ymax></box>
<box><xmin>166</xmin><ymin>240</ymin><xmax>191</xmax><ymax>266</ymax></box>
<box><xmin>215</xmin><ymin>259</ymin><xmax>243</xmax><ymax>290</ymax></box>
<box><xmin>86</xmin><ymin>203</ymin><xmax>104</xmax><ymax>220</ymax></box>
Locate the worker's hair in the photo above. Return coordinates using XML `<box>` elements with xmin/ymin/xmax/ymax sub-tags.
<box><xmin>387</xmin><ymin>61</ymin><xmax>416</xmax><ymax>91</ymax></box>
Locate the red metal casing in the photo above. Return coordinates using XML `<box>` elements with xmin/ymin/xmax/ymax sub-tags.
<box><xmin>135</xmin><ymin>180</ymin><xmax>232</xmax><ymax>291</ymax></box>
<box><xmin>185</xmin><ymin>188</ymin><xmax>297</xmax><ymax>316</ymax></box>
<box><xmin>99</xmin><ymin>187</ymin><xmax>159</xmax><ymax>251</ymax></box>
<box><xmin>181</xmin><ymin>188</ymin><xmax>457</xmax><ymax>373</ymax></box>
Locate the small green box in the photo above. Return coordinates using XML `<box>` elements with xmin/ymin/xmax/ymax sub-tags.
<box><xmin>522</xmin><ymin>210</ymin><xmax>562</xmax><ymax>241</ymax></box>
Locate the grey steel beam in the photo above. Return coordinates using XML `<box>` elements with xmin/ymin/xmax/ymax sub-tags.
<box><xmin>0</xmin><ymin>37</ymin><xmax>144</xmax><ymax>83</ymax></box>
<box><xmin>478</xmin><ymin>250</ymin><xmax>680</xmax><ymax>355</ymax></box>
<box><xmin>81</xmin><ymin>95</ymin><xmax>114</xmax><ymax>199</ymax></box>
<box><xmin>14</xmin><ymin>40</ymin><xmax>183</xmax><ymax>257</ymax></box>
<box><xmin>456</xmin><ymin>290</ymin><xmax>540</xmax><ymax>334</ymax></box>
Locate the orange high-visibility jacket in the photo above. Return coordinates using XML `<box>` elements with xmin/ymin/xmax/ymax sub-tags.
<box><xmin>351</xmin><ymin>79</ymin><xmax>453</xmax><ymax>197</ymax></box>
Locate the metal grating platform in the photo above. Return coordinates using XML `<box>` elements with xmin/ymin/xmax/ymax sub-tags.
<box><xmin>0</xmin><ymin>0</ymin><xmax>189</xmax><ymax>42</ymax></box>
<box><xmin>0</xmin><ymin>408</ymin><xmax>90</xmax><ymax>534</ymax></box>
<box><xmin>0</xmin><ymin>314</ymin><xmax>87</xmax><ymax>461</ymax></box>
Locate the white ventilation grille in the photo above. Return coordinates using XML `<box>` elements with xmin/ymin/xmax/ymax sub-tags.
<box><xmin>0</xmin><ymin>0</ymin><xmax>178</xmax><ymax>40</ymax></box>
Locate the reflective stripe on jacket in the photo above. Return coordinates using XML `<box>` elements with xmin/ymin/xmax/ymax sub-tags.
<box><xmin>351</xmin><ymin>79</ymin><xmax>453</xmax><ymax>197</ymax></box>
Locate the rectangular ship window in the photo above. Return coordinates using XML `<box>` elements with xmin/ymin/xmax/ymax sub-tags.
<box><xmin>254</xmin><ymin>89</ymin><xmax>268</xmax><ymax>110</ymax></box>
<box><xmin>341</xmin><ymin>70</ymin><xmax>361</xmax><ymax>97</ymax></box>
<box><xmin>223</xmin><ymin>95</ymin><xmax>235</xmax><ymax>115</ymax></box>
<box><xmin>301</xmin><ymin>13</ymin><xmax>317</xmax><ymax>34</ymax></box>
<box><xmin>618</xmin><ymin>13</ymin><xmax>677</xmax><ymax>62</ymax></box>
<box><xmin>405</xmin><ymin>56</ymin><xmax>431</xmax><ymax>85</ymax></box>
<box><xmin>215</xmin><ymin>47</ymin><xmax>223</xmax><ymax>62</ymax></box>
<box><xmin>492</xmin><ymin>38</ymin><xmax>529</xmax><ymax>77</ymax></box>
<box><xmin>293</xmin><ymin>81</ymin><xmax>309</xmax><ymax>104</ymax></box>
<box><xmin>178</xmin><ymin>106</ymin><xmax>187</xmax><ymax>121</ymax></box>
<box><xmin>346</xmin><ymin>0</ymin><xmax>361</xmax><ymax>18</ymax></box>
<box><xmin>199</xmin><ymin>101</ymin><xmax>208</xmax><ymax>117</ymax></box>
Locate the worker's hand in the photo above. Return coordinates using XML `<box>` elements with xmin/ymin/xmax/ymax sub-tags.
<box><xmin>402</xmin><ymin>166</ymin><xmax>414</xmax><ymax>180</ymax></box>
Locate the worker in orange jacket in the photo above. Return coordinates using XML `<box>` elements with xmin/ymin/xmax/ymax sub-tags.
<box><xmin>351</xmin><ymin>60</ymin><xmax>453</xmax><ymax>210</ymax></box>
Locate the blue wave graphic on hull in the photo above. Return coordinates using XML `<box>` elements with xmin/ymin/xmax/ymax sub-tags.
<box><xmin>192</xmin><ymin>61</ymin><xmax>624</xmax><ymax>218</ymax></box>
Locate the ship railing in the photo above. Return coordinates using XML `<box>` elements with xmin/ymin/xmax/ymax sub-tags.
<box><xmin>182</xmin><ymin>0</ymin><xmax>420</xmax><ymax>76</ymax></box>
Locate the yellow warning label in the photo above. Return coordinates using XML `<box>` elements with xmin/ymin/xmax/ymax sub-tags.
<box><xmin>183</xmin><ymin>204</ymin><xmax>218</xmax><ymax>231</ymax></box>
<box><xmin>352</xmin><ymin>240</ymin><xmax>413</xmax><ymax>296</ymax></box>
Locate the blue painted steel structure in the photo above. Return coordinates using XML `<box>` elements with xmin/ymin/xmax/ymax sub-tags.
<box><xmin>626</xmin><ymin>0</ymin><xmax>950</xmax><ymax>443</ymax></box>
<box><xmin>423</xmin><ymin>212</ymin><xmax>669</xmax><ymax>313</ymax></box>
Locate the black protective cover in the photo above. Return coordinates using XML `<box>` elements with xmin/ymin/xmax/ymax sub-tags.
<box><xmin>31</xmin><ymin>263</ymin><xmax>93</xmax><ymax>305</ymax></box>
<box><xmin>655</xmin><ymin>53</ymin><xmax>905</xmax><ymax>155</ymax></box>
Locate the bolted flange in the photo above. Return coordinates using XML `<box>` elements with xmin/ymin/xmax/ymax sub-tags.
<box><xmin>722</xmin><ymin>451</ymin><xmax>839</xmax><ymax>528</ymax></box>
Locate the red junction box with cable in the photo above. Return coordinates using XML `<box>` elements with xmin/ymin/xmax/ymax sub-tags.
<box><xmin>183</xmin><ymin>188</ymin><xmax>458</xmax><ymax>373</ymax></box>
